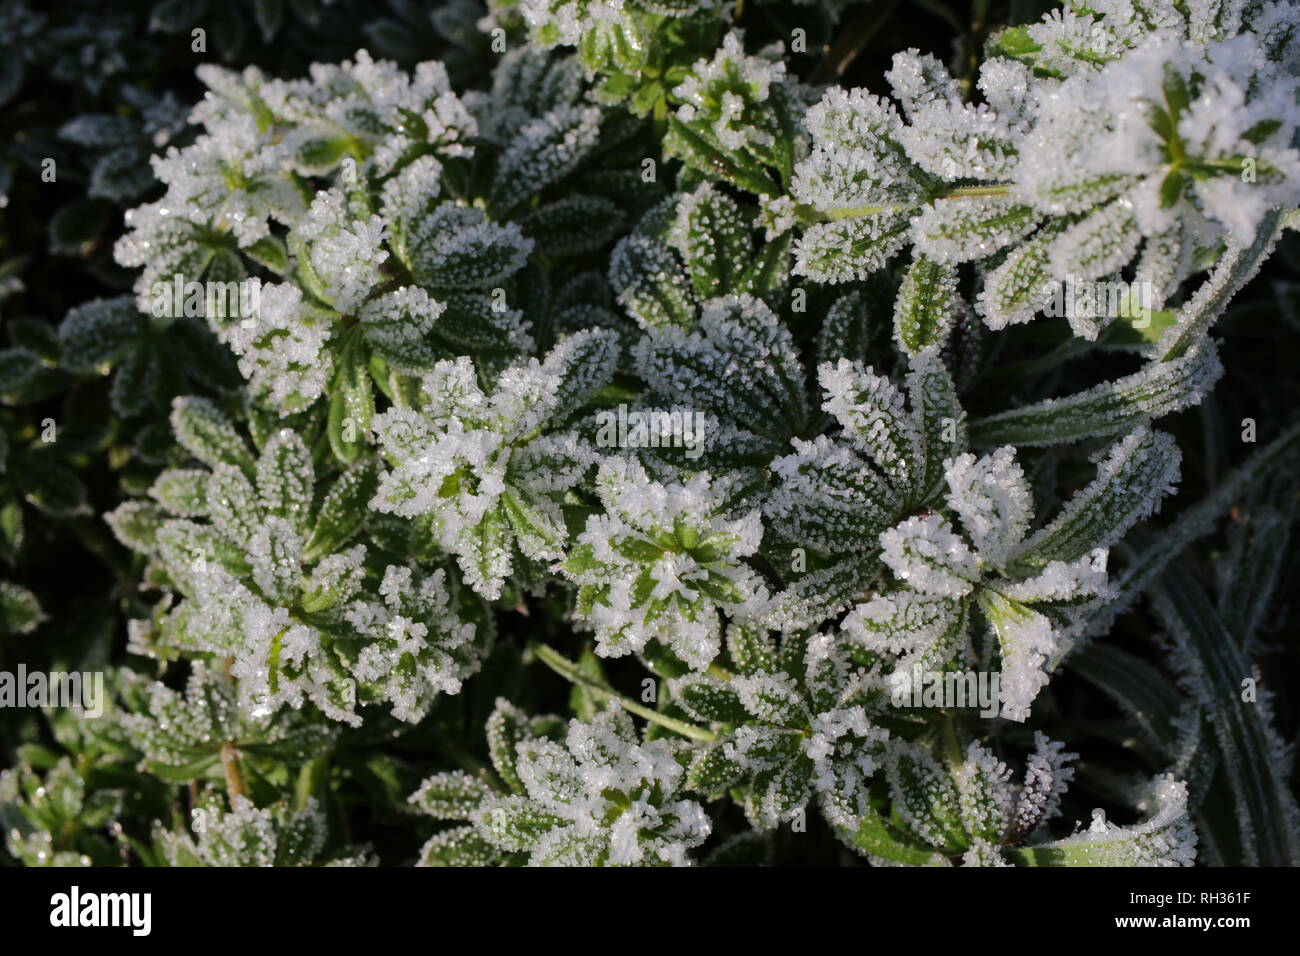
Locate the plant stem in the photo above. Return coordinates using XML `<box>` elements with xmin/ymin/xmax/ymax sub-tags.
<box><xmin>220</xmin><ymin>742</ymin><xmax>247</xmax><ymax>801</ymax></box>
<box><xmin>531</xmin><ymin>642</ymin><xmax>717</xmax><ymax>742</ymax></box>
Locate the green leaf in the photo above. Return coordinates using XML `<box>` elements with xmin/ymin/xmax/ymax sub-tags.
<box><xmin>671</xmin><ymin>675</ymin><xmax>749</xmax><ymax>724</ymax></box>
<box><xmin>410</xmin><ymin>772</ymin><xmax>493</xmax><ymax>820</ymax></box>
<box><xmin>521</xmin><ymin>195</ymin><xmax>625</xmax><ymax>258</ymax></box>
<box><xmin>1157</xmin><ymin>208</ymin><xmax>1284</xmax><ymax>361</ymax></box>
<box><xmin>13</xmin><ymin>452</ymin><xmax>89</xmax><ymax>518</ymax></box>
<box><xmin>245</xmin><ymin>235</ymin><xmax>290</xmax><ymax>275</ymax></box>
<box><xmin>0</xmin><ymin>581</ymin><xmax>44</xmax><ymax>635</ymax></box>
<box><xmin>59</xmin><ymin>297</ymin><xmax>143</xmax><ymax>373</ymax></box>
<box><xmin>303</xmin><ymin>457</ymin><xmax>378</xmax><ymax>563</ymax></box>
<box><xmin>418</xmin><ymin>825</ymin><xmax>500</xmax><ymax>866</ymax></box>
<box><xmin>328</xmin><ymin>339</ymin><xmax>374</xmax><ymax>465</ymax></box>
<box><xmin>171</xmin><ymin>396</ymin><xmax>256</xmax><ymax>477</ymax></box>
<box><xmin>1011</xmin><ymin>427</ymin><xmax>1181</xmax><ymax>571</ymax></box>
<box><xmin>1007</xmin><ymin>776</ymin><xmax>1196</xmax><ymax>866</ymax></box>
<box><xmin>473</xmin><ymin>796</ymin><xmax>564</xmax><ymax>852</ymax></box>
<box><xmin>49</xmin><ymin>198</ymin><xmax>111</xmax><ymax>256</ymax></box>
<box><xmin>853</xmin><ymin>805</ymin><xmax>949</xmax><ymax>865</ymax></box>
<box><xmin>970</xmin><ymin>341</ymin><xmax>1222</xmax><ymax>446</ymax></box>
<box><xmin>894</xmin><ymin>253</ymin><xmax>957</xmax><ymax>355</ymax></box>
<box><xmin>668</xmin><ymin>184</ymin><xmax>750</xmax><ymax>299</ymax></box>
<box><xmin>666</xmin><ymin>117</ymin><xmax>777</xmax><ymax>196</ymax></box>
<box><xmin>1151</xmin><ymin>567</ymin><xmax>1300</xmax><ymax>866</ymax></box>
<box><xmin>109</xmin><ymin>345</ymin><xmax>159</xmax><ymax>417</ymax></box>
<box><xmin>106</xmin><ymin>501</ymin><xmax>169</xmax><ymax>553</ymax></box>
<box><xmin>0</xmin><ymin>348</ymin><xmax>41</xmax><ymax>394</ymax></box>
<box><xmin>609</xmin><ymin>235</ymin><xmax>696</xmax><ymax>328</ymax></box>
<box><xmin>256</xmin><ymin>429</ymin><xmax>314</xmax><ymax>533</ymax></box>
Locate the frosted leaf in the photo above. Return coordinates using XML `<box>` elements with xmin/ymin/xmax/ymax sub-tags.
<box><xmin>372</xmin><ymin>335</ymin><xmax>614</xmax><ymax>599</ymax></box>
<box><xmin>793</xmin><ymin>209</ymin><xmax>913</xmax><ymax>284</ymax></box>
<box><xmin>687</xmin><ymin>634</ymin><xmax>889</xmax><ymax>830</ymax></box>
<box><xmin>562</xmin><ymin>457</ymin><xmax>767</xmax><ymax>669</ymax></box>
<box><xmin>225</xmin><ymin>283</ymin><xmax>335</xmax><ymax>414</ymax></box>
<box><xmin>301</xmin><ymin>546</ymin><xmax>368</xmax><ymax>613</ymax></box>
<box><xmin>207</xmin><ymin>464</ymin><xmax>263</xmax><ymax>551</ymax></box>
<box><xmin>635</xmin><ymin>293</ymin><xmax>809</xmax><ymax>441</ymax></box>
<box><xmin>249</xmin><ymin>517</ymin><xmax>304</xmax><ymax>605</ymax></box>
<box><xmin>912</xmin><ymin>197</ymin><xmax>1040</xmax><ymax>265</ymax></box>
<box><xmin>154</xmin><ymin>796</ymin><xmax>331</xmax><ymax>868</ymax></box>
<box><xmin>943</xmin><ymin>447</ymin><xmax>1032</xmax><ymax>569</ymax></box>
<box><xmin>1014</xmin><ymin>775</ymin><xmax>1197</xmax><ymax>866</ymax></box>
<box><xmin>671</xmin><ymin>33</ymin><xmax>787</xmax><ymax>156</ymax></box>
<box><xmin>732</xmin><ymin>673</ymin><xmax>809</xmax><ymax>728</ymax></box>
<box><xmin>817</xmin><ymin>358</ymin><xmax>920</xmax><ymax>488</ymax></box>
<box><xmin>1008</xmin><ymin>732</ymin><xmax>1076</xmax><ymax>840</ymax></box>
<box><xmin>1000</xmin><ymin>556</ymin><xmax>1110</xmax><ymax>604</ymax></box>
<box><xmin>610</xmin><ymin>234</ymin><xmax>698</xmax><ymax>329</ymax></box>
<box><xmin>400</xmin><ymin>203</ymin><xmax>533</xmax><ymax>290</ymax></box>
<box><xmin>975</xmin><ymin>220</ymin><xmax>1069</xmax><ymax>330</ymax></box>
<box><xmin>149</xmin><ymin>469</ymin><xmax>210</xmax><ymax>517</ymax></box>
<box><xmin>954</xmin><ymin>743</ymin><xmax>1015</xmax><ymax>843</ymax></box>
<box><xmin>976</xmin><ymin>58</ymin><xmax>1033</xmax><ymax>119</ymax></box>
<box><xmin>758</xmin><ymin>558</ymin><xmax>884</xmax><ymax>634</ymax></box>
<box><xmin>295</xmin><ymin>189</ymin><xmax>389</xmax><ymax>313</ymax></box>
<box><xmin>118</xmin><ymin>663</ymin><xmax>334</xmax><ymax>771</ymax></box>
<box><xmin>905</xmin><ymin>348</ymin><xmax>967</xmax><ymax>502</ymax></box>
<box><xmin>490</xmin><ymin>104</ymin><xmax>603</xmax><ymax>213</ymax></box>
<box><xmin>884</xmin><ymin>741</ymin><xmax>963</xmax><ymax>850</ymax></box>
<box><xmin>977</xmin><ymin>589</ymin><xmax>1057</xmax><ymax>723</ymax></box>
<box><xmin>148</xmin><ymin>113</ymin><xmax>303</xmax><ymax>247</ymax></box>
<box><xmin>357</xmin><ymin>286</ymin><xmax>447</xmax><ymax>372</ymax></box>
<box><xmin>879</xmin><ymin>514</ymin><xmax>981</xmax><ymax>598</ymax></box>
<box><xmin>1012</xmin><ymin>426</ymin><xmax>1181</xmax><ymax>569</ymax></box>
<box><xmin>885</xmin><ymin>50</ymin><xmax>961</xmax><ymax>120</ymax></box>
<box><xmin>169</xmin><ymin>396</ymin><xmax>255</xmax><ymax>475</ymax></box>
<box><xmin>58</xmin><ymin>297</ymin><xmax>143</xmax><ymax>374</ymax></box>
<box><xmin>893</xmin><ymin>253</ymin><xmax>959</xmax><ymax>355</ymax></box>
<box><xmin>473</xmin><ymin>707</ymin><xmax>710</xmax><ymax>867</ymax></box>
<box><xmin>1046</xmin><ymin>199</ymin><xmax>1141</xmax><ymax>286</ymax></box>
<box><xmin>842</xmin><ymin>591</ymin><xmax>967</xmax><ymax>675</ymax></box>
<box><xmin>962</xmin><ymin>839</ymin><xmax>1011</xmax><ymax>867</ymax></box>
<box><xmin>792</xmin><ymin>88</ymin><xmax>921</xmax><ymax>210</ymax></box>
<box><xmin>668</xmin><ymin>183</ymin><xmax>752</xmax><ymax>300</ymax></box>
<box><xmin>764</xmin><ymin>435</ymin><xmax>897</xmax><ymax>553</ymax></box>
<box><xmin>409</xmin><ymin>772</ymin><xmax>493</xmax><ymax>820</ymax></box>
<box><xmin>343</xmin><ymin>566</ymin><xmax>482</xmax><ymax>723</ymax></box>
<box><xmin>898</xmin><ymin>100</ymin><xmax>1020</xmax><ymax>182</ymax></box>
<box><xmin>970</xmin><ymin>340</ymin><xmax>1222</xmax><ymax>446</ymax></box>
<box><xmin>256</xmin><ymin>429</ymin><xmax>314</xmax><ymax>533</ymax></box>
